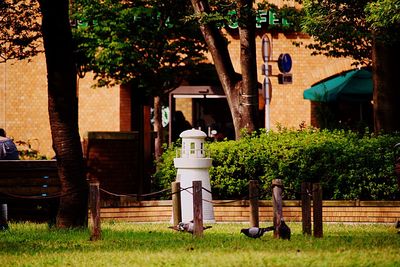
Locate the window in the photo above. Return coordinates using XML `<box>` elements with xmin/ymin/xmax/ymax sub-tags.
<box><xmin>190</xmin><ymin>142</ymin><xmax>195</xmax><ymax>154</ymax></box>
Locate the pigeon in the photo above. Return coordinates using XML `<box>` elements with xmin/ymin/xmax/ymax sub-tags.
<box><xmin>169</xmin><ymin>221</ymin><xmax>212</xmax><ymax>234</ymax></box>
<box><xmin>277</xmin><ymin>219</ymin><xmax>291</xmax><ymax>240</ymax></box>
<box><xmin>0</xmin><ymin>223</ymin><xmax>8</xmax><ymax>231</ymax></box>
<box><xmin>240</xmin><ymin>226</ymin><xmax>274</xmax><ymax>238</ymax></box>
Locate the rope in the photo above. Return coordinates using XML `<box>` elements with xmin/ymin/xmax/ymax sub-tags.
<box><xmin>99</xmin><ymin>187</ymin><xmax>172</xmax><ymax>198</ymax></box>
<box><xmin>0</xmin><ymin>187</ymin><xmax>85</xmax><ymax>200</ymax></box>
<box><xmin>98</xmin><ymin>186</ymin><xmax>192</xmax><ymax>198</ymax></box>
<box><xmin>0</xmin><ymin>179</ymin><xmax>318</xmax><ymax>203</ymax></box>
<box><xmin>180</xmin><ymin>186</ymin><xmax>267</xmax><ymax>204</ymax></box>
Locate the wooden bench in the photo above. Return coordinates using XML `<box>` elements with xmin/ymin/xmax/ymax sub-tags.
<box><xmin>0</xmin><ymin>160</ymin><xmax>60</xmax><ymax>224</ymax></box>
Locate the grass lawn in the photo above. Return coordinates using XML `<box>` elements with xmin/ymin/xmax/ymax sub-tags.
<box><xmin>0</xmin><ymin>222</ymin><xmax>399</xmax><ymax>267</ymax></box>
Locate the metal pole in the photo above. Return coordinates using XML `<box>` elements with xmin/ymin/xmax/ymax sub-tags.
<box><xmin>262</xmin><ymin>34</ymin><xmax>271</xmax><ymax>131</ymax></box>
<box><xmin>264</xmin><ymin>77</ymin><xmax>270</xmax><ymax>131</ymax></box>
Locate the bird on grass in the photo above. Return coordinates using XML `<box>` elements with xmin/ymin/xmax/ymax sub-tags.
<box><xmin>169</xmin><ymin>221</ymin><xmax>212</xmax><ymax>234</ymax></box>
<box><xmin>241</xmin><ymin>219</ymin><xmax>291</xmax><ymax>240</ymax></box>
<box><xmin>240</xmin><ymin>226</ymin><xmax>274</xmax><ymax>238</ymax></box>
<box><xmin>277</xmin><ymin>219</ymin><xmax>291</xmax><ymax>240</ymax></box>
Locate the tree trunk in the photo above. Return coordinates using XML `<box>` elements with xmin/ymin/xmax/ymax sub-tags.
<box><xmin>190</xmin><ymin>0</ymin><xmax>259</xmax><ymax>139</ymax></box>
<box><xmin>372</xmin><ymin>37</ymin><xmax>400</xmax><ymax>133</ymax></box>
<box><xmin>39</xmin><ymin>0</ymin><xmax>88</xmax><ymax>228</ymax></box>
<box><xmin>154</xmin><ymin>95</ymin><xmax>164</xmax><ymax>160</ymax></box>
<box><xmin>237</xmin><ymin>0</ymin><xmax>259</xmax><ymax>134</ymax></box>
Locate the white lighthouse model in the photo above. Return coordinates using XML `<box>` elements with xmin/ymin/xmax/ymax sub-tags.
<box><xmin>174</xmin><ymin>129</ymin><xmax>215</xmax><ymax>223</ymax></box>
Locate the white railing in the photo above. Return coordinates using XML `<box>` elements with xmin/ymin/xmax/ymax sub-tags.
<box><xmin>175</xmin><ymin>148</ymin><xmax>211</xmax><ymax>158</ymax></box>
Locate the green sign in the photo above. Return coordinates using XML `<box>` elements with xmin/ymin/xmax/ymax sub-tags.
<box><xmin>74</xmin><ymin>9</ymin><xmax>289</xmax><ymax>29</ymax></box>
<box><xmin>227</xmin><ymin>10</ymin><xmax>289</xmax><ymax>29</ymax></box>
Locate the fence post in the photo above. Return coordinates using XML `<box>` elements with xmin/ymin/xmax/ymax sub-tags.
<box><xmin>192</xmin><ymin>180</ymin><xmax>203</xmax><ymax>237</ymax></box>
<box><xmin>171</xmin><ymin>181</ymin><xmax>182</xmax><ymax>225</ymax></box>
<box><xmin>312</xmin><ymin>183</ymin><xmax>323</xmax><ymax>238</ymax></box>
<box><xmin>272</xmin><ymin>179</ymin><xmax>283</xmax><ymax>238</ymax></box>
<box><xmin>0</xmin><ymin>204</ymin><xmax>8</xmax><ymax>231</ymax></box>
<box><xmin>301</xmin><ymin>182</ymin><xmax>312</xmax><ymax>235</ymax></box>
<box><xmin>249</xmin><ymin>180</ymin><xmax>259</xmax><ymax>227</ymax></box>
<box><xmin>89</xmin><ymin>181</ymin><xmax>101</xmax><ymax>241</ymax></box>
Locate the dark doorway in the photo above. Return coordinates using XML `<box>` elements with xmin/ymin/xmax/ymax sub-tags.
<box><xmin>192</xmin><ymin>98</ymin><xmax>234</xmax><ymax>141</ymax></box>
<box><xmin>168</xmin><ymin>85</ymin><xmax>235</xmax><ymax>143</ymax></box>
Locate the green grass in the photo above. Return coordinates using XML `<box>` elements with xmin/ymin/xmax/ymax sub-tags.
<box><xmin>0</xmin><ymin>222</ymin><xmax>399</xmax><ymax>267</ymax></box>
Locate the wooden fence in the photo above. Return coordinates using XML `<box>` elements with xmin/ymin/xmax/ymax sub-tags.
<box><xmin>0</xmin><ymin>160</ymin><xmax>399</xmax><ymax>224</ymax></box>
<box><xmin>98</xmin><ymin>200</ymin><xmax>400</xmax><ymax>224</ymax></box>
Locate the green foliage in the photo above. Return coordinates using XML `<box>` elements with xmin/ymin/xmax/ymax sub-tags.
<box><xmin>301</xmin><ymin>0</ymin><xmax>372</xmax><ymax>66</ymax></box>
<box><xmin>152</xmin><ymin>142</ymin><xmax>178</xmax><ymax>193</ymax></box>
<box><xmin>15</xmin><ymin>139</ymin><xmax>48</xmax><ymax>160</ymax></box>
<box><xmin>300</xmin><ymin>0</ymin><xmax>400</xmax><ymax>65</ymax></box>
<box><xmin>0</xmin><ymin>0</ymin><xmax>42</xmax><ymax>62</ymax></box>
<box><xmin>365</xmin><ymin>0</ymin><xmax>400</xmax><ymax>43</ymax></box>
<box><xmin>155</xmin><ymin>128</ymin><xmax>400</xmax><ymax>200</ymax></box>
<box><xmin>72</xmin><ymin>0</ymin><xmax>207</xmax><ymax>93</ymax></box>
<box><xmin>366</xmin><ymin>0</ymin><xmax>400</xmax><ymax>29</ymax></box>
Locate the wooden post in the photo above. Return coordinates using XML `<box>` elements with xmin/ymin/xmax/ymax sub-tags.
<box><xmin>272</xmin><ymin>179</ymin><xmax>283</xmax><ymax>238</ymax></box>
<box><xmin>312</xmin><ymin>183</ymin><xmax>323</xmax><ymax>238</ymax></box>
<box><xmin>89</xmin><ymin>181</ymin><xmax>101</xmax><ymax>241</ymax></box>
<box><xmin>192</xmin><ymin>180</ymin><xmax>203</xmax><ymax>237</ymax></box>
<box><xmin>249</xmin><ymin>180</ymin><xmax>259</xmax><ymax>227</ymax></box>
<box><xmin>0</xmin><ymin>204</ymin><xmax>8</xmax><ymax>230</ymax></box>
<box><xmin>301</xmin><ymin>182</ymin><xmax>312</xmax><ymax>235</ymax></box>
<box><xmin>172</xmin><ymin>181</ymin><xmax>182</xmax><ymax>225</ymax></box>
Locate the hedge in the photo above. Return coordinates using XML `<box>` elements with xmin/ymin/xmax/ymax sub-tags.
<box><xmin>154</xmin><ymin>128</ymin><xmax>400</xmax><ymax>200</ymax></box>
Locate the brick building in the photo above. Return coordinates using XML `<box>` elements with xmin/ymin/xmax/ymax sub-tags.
<box><xmin>172</xmin><ymin>31</ymin><xmax>354</xmax><ymax>142</ymax></box>
<box><xmin>0</xmin><ymin>17</ymin><xmax>354</xmax><ymax>158</ymax></box>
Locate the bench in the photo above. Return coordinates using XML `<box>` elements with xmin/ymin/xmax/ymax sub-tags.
<box><xmin>0</xmin><ymin>160</ymin><xmax>60</xmax><ymax>224</ymax></box>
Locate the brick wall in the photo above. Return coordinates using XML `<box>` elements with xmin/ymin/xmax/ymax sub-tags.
<box><xmin>119</xmin><ymin>84</ymin><xmax>132</xmax><ymax>131</ymax></box>
<box><xmin>0</xmin><ymin>55</ymin><xmax>120</xmax><ymax>158</ymax></box>
<box><xmin>98</xmin><ymin>200</ymin><xmax>400</xmax><ymax>224</ymax></box>
<box><xmin>85</xmin><ymin>131</ymin><xmax>148</xmax><ymax>200</ymax></box>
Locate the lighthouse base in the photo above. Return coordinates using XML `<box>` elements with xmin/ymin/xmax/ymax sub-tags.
<box><xmin>176</xmin><ymin>169</ymin><xmax>215</xmax><ymax>223</ymax></box>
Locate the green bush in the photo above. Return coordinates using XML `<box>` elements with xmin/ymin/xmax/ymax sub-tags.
<box><xmin>15</xmin><ymin>139</ymin><xmax>48</xmax><ymax>160</ymax></box>
<box><xmin>154</xmin><ymin>128</ymin><xmax>400</xmax><ymax>200</ymax></box>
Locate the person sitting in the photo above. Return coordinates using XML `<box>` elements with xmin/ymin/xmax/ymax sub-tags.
<box><xmin>0</xmin><ymin>128</ymin><xmax>19</xmax><ymax>160</ymax></box>
<box><xmin>172</xmin><ymin>111</ymin><xmax>192</xmax><ymax>142</ymax></box>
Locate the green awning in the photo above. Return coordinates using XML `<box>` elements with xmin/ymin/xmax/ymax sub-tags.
<box><xmin>303</xmin><ymin>69</ymin><xmax>372</xmax><ymax>102</ymax></box>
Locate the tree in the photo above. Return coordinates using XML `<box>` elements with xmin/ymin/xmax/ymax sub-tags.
<box><xmin>366</xmin><ymin>0</ymin><xmax>400</xmax><ymax>31</ymax></box>
<box><xmin>189</xmin><ymin>0</ymin><xmax>259</xmax><ymax>138</ymax></box>
<box><xmin>301</xmin><ymin>0</ymin><xmax>400</xmax><ymax>133</ymax></box>
<box><xmin>72</xmin><ymin>0</ymin><xmax>207</xmax><ymax>158</ymax></box>
<box><xmin>366</xmin><ymin>0</ymin><xmax>400</xmax><ymax>133</ymax></box>
<box><xmin>1</xmin><ymin>0</ymin><xmax>88</xmax><ymax>228</ymax></box>
<box><xmin>38</xmin><ymin>0</ymin><xmax>88</xmax><ymax>228</ymax></box>
<box><xmin>0</xmin><ymin>0</ymin><xmax>42</xmax><ymax>62</ymax></box>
